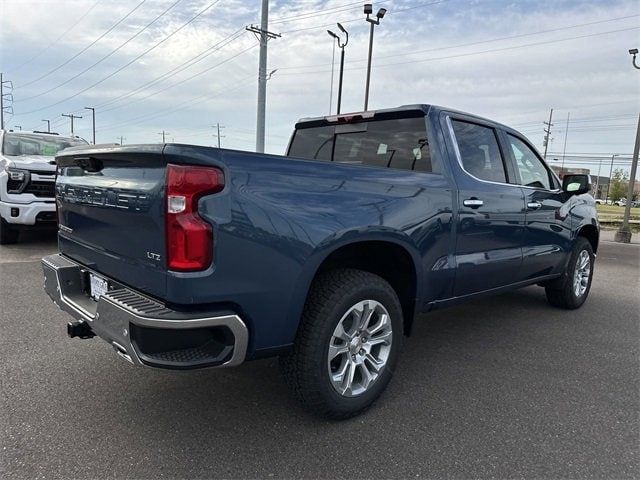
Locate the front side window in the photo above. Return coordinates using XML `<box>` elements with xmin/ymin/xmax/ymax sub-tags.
<box><xmin>288</xmin><ymin>117</ymin><xmax>436</xmax><ymax>173</ymax></box>
<box><xmin>451</xmin><ymin>120</ymin><xmax>506</xmax><ymax>183</ymax></box>
<box><xmin>507</xmin><ymin>134</ymin><xmax>552</xmax><ymax>189</ymax></box>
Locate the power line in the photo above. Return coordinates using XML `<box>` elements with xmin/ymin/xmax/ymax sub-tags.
<box><xmin>98</xmin><ymin>43</ymin><xmax>256</xmax><ymax>120</ymax></box>
<box><xmin>279</xmin><ymin>14</ymin><xmax>640</xmax><ymax>71</ymax></box>
<box><xmin>95</xmin><ymin>74</ymin><xmax>255</xmax><ymax>133</ymax></box>
<box><xmin>16</xmin><ymin>0</ymin><xmax>147</xmax><ymax>89</ymax></box>
<box><xmin>6</xmin><ymin>0</ymin><xmax>101</xmax><ymax>74</ymax></box>
<box><xmin>279</xmin><ymin>0</ymin><xmax>451</xmax><ymax>34</ymax></box>
<box><xmin>16</xmin><ymin>0</ymin><xmax>224</xmax><ymax>116</ymax></box>
<box><xmin>18</xmin><ymin>0</ymin><xmax>184</xmax><ymax>102</ymax></box>
<box><xmin>37</xmin><ymin>27</ymin><xmax>247</xmax><ymax>122</ymax></box>
<box><xmin>269</xmin><ymin>1</ymin><xmax>363</xmax><ymax>25</ymax></box>
<box><xmin>96</xmin><ymin>29</ymin><xmax>247</xmax><ymax>114</ymax></box>
<box><xmin>276</xmin><ymin>26</ymin><xmax>640</xmax><ymax>76</ymax></box>
<box><xmin>509</xmin><ymin>113</ymin><xmax>638</xmax><ymax>128</ymax></box>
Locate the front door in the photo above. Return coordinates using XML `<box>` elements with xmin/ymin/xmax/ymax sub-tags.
<box><xmin>445</xmin><ymin>116</ymin><xmax>526</xmax><ymax>297</ymax></box>
<box><xmin>502</xmin><ymin>133</ymin><xmax>571</xmax><ymax>280</ymax></box>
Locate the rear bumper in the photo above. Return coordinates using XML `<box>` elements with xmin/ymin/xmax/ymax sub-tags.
<box><xmin>42</xmin><ymin>253</ymin><xmax>248</xmax><ymax>370</ymax></box>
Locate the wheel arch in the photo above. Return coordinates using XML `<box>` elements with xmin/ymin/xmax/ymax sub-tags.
<box><xmin>577</xmin><ymin>223</ymin><xmax>599</xmax><ymax>254</ymax></box>
<box><xmin>288</xmin><ymin>235</ymin><xmax>423</xmax><ymax>339</ymax></box>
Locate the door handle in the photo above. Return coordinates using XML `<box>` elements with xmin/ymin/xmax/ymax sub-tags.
<box><xmin>527</xmin><ymin>201</ymin><xmax>542</xmax><ymax>210</ymax></box>
<box><xmin>463</xmin><ymin>198</ymin><xmax>484</xmax><ymax>209</ymax></box>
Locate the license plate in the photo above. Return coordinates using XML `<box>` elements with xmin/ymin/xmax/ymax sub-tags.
<box><xmin>89</xmin><ymin>273</ymin><xmax>109</xmax><ymax>301</ymax></box>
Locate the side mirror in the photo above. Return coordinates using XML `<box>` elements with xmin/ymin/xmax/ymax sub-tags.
<box><xmin>562</xmin><ymin>174</ymin><xmax>591</xmax><ymax>195</ymax></box>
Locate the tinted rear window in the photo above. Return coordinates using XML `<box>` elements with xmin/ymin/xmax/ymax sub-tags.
<box><xmin>288</xmin><ymin>117</ymin><xmax>437</xmax><ymax>173</ymax></box>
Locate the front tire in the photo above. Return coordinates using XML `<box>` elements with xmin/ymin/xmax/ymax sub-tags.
<box><xmin>0</xmin><ymin>218</ymin><xmax>19</xmax><ymax>245</ymax></box>
<box><xmin>545</xmin><ymin>237</ymin><xmax>594</xmax><ymax>309</ymax></box>
<box><xmin>280</xmin><ymin>269</ymin><xmax>403</xmax><ymax>419</ymax></box>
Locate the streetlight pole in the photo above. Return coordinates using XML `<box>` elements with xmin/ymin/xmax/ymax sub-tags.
<box><xmin>84</xmin><ymin>107</ymin><xmax>96</xmax><ymax>144</ymax></box>
<box><xmin>329</xmin><ymin>37</ymin><xmax>336</xmax><ymax>114</ymax></box>
<box><xmin>363</xmin><ymin>4</ymin><xmax>386</xmax><ymax>111</ymax></box>
<box><xmin>328</xmin><ymin>24</ymin><xmax>349</xmax><ymax>115</ymax></box>
<box><xmin>615</xmin><ymin>114</ymin><xmax>640</xmax><ymax>243</ymax></box>
<box><xmin>41</xmin><ymin>119</ymin><xmax>50</xmax><ymax>133</ymax></box>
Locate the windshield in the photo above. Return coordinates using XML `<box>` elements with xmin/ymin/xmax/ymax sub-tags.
<box><xmin>2</xmin><ymin>133</ymin><xmax>87</xmax><ymax>157</ymax></box>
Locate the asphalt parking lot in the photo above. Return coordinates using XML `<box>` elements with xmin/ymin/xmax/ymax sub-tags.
<box><xmin>1</xmin><ymin>231</ymin><xmax>639</xmax><ymax>479</ymax></box>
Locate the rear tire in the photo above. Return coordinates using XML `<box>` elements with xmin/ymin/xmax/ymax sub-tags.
<box><xmin>280</xmin><ymin>269</ymin><xmax>403</xmax><ymax>419</ymax></box>
<box><xmin>0</xmin><ymin>218</ymin><xmax>19</xmax><ymax>245</ymax></box>
<box><xmin>545</xmin><ymin>237</ymin><xmax>594</xmax><ymax>309</ymax></box>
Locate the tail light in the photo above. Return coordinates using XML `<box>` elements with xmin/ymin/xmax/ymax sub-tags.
<box><xmin>165</xmin><ymin>164</ymin><xmax>224</xmax><ymax>272</ymax></box>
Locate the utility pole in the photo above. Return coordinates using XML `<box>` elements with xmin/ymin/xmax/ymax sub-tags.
<box><xmin>117</xmin><ymin>136</ymin><xmax>126</xmax><ymax>145</ymax></box>
<box><xmin>61</xmin><ymin>113</ymin><xmax>82</xmax><ymax>136</ymax></box>
<box><xmin>41</xmin><ymin>119</ymin><xmax>51</xmax><ymax>133</ymax></box>
<box><xmin>615</xmin><ymin>114</ymin><xmax>640</xmax><ymax>243</ymax></box>
<box><xmin>247</xmin><ymin>0</ymin><xmax>280</xmax><ymax>153</ymax></box>
<box><xmin>0</xmin><ymin>73</ymin><xmax>3</xmax><ymax>130</ymax></box>
<box><xmin>212</xmin><ymin>123</ymin><xmax>225</xmax><ymax>148</ymax></box>
<box><xmin>605</xmin><ymin>154</ymin><xmax>618</xmax><ymax>202</ymax></box>
<box><xmin>158</xmin><ymin>130</ymin><xmax>169</xmax><ymax>143</ymax></box>
<box><xmin>561</xmin><ymin>112</ymin><xmax>570</xmax><ymax>171</ymax></box>
<box><xmin>363</xmin><ymin>4</ymin><xmax>387</xmax><ymax>111</ymax></box>
<box><xmin>542</xmin><ymin>108</ymin><xmax>553</xmax><ymax>161</ymax></box>
<box><xmin>595</xmin><ymin>157</ymin><xmax>603</xmax><ymax>200</ymax></box>
<box><xmin>84</xmin><ymin>107</ymin><xmax>96</xmax><ymax>144</ymax></box>
<box><xmin>1</xmin><ymin>73</ymin><xmax>14</xmax><ymax>130</ymax></box>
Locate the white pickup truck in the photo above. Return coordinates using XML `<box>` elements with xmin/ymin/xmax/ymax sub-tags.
<box><xmin>0</xmin><ymin>130</ymin><xmax>87</xmax><ymax>244</ymax></box>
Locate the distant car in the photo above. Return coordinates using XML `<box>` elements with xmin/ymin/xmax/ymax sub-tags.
<box><xmin>0</xmin><ymin>130</ymin><xmax>88</xmax><ymax>243</ymax></box>
<box><xmin>614</xmin><ymin>199</ymin><xmax>626</xmax><ymax>207</ymax></box>
<box><xmin>595</xmin><ymin>199</ymin><xmax>605</xmax><ymax>205</ymax></box>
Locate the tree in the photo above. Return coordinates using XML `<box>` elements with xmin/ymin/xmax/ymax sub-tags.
<box><xmin>609</xmin><ymin>168</ymin><xmax>630</xmax><ymax>202</ymax></box>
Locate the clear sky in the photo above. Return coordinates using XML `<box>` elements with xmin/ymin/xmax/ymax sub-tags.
<box><xmin>1</xmin><ymin>0</ymin><xmax>639</xmax><ymax>177</ymax></box>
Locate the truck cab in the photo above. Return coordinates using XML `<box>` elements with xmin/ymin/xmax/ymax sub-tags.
<box><xmin>0</xmin><ymin>130</ymin><xmax>88</xmax><ymax>243</ymax></box>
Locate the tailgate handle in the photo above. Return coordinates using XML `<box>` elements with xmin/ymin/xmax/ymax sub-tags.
<box><xmin>75</xmin><ymin>156</ymin><xmax>104</xmax><ymax>173</ymax></box>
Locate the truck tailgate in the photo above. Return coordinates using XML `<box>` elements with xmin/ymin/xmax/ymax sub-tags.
<box><xmin>55</xmin><ymin>145</ymin><xmax>167</xmax><ymax>298</ymax></box>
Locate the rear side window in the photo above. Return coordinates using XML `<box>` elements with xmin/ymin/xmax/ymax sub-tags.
<box><xmin>288</xmin><ymin>117</ymin><xmax>436</xmax><ymax>173</ymax></box>
<box><xmin>507</xmin><ymin>134</ymin><xmax>552</xmax><ymax>189</ymax></box>
<box><xmin>451</xmin><ymin>120</ymin><xmax>506</xmax><ymax>183</ymax></box>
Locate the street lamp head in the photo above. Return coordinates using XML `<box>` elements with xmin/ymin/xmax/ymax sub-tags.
<box><xmin>327</xmin><ymin>29</ymin><xmax>339</xmax><ymax>39</ymax></box>
<box><xmin>364</xmin><ymin>3</ymin><xmax>373</xmax><ymax>14</ymax></box>
<box><xmin>337</xmin><ymin>22</ymin><xmax>347</xmax><ymax>34</ymax></box>
<box><xmin>629</xmin><ymin>48</ymin><xmax>638</xmax><ymax>55</ymax></box>
<box><xmin>376</xmin><ymin>7</ymin><xmax>386</xmax><ymax>18</ymax></box>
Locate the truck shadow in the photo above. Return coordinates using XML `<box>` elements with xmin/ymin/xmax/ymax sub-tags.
<box><xmin>70</xmin><ymin>287</ymin><xmax>560</xmax><ymax>427</ymax></box>
<box><xmin>30</xmin><ymin>283</ymin><xmax>613</xmax><ymax>477</ymax></box>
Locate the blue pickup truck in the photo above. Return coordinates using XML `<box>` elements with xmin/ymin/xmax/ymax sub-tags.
<box><xmin>42</xmin><ymin>105</ymin><xmax>599</xmax><ymax>418</ymax></box>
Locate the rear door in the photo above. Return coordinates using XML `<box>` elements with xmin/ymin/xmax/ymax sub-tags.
<box><xmin>443</xmin><ymin>114</ymin><xmax>526</xmax><ymax>297</ymax></box>
<box><xmin>55</xmin><ymin>146</ymin><xmax>168</xmax><ymax>298</ymax></box>
<box><xmin>501</xmin><ymin>133</ymin><xmax>571</xmax><ymax>280</ymax></box>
